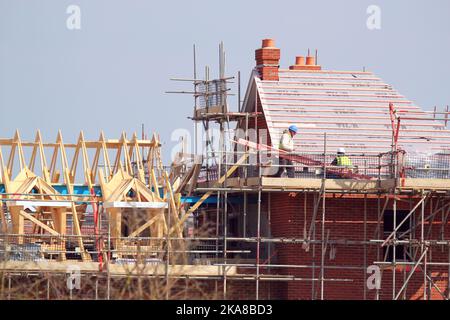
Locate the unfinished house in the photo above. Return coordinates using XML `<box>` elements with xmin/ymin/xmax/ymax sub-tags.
<box><xmin>1</xmin><ymin>38</ymin><xmax>450</xmax><ymax>300</ymax></box>
<box><xmin>184</xmin><ymin>39</ymin><xmax>450</xmax><ymax>300</ymax></box>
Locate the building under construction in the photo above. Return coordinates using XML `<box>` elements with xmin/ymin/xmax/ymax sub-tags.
<box><xmin>1</xmin><ymin>38</ymin><xmax>450</xmax><ymax>300</ymax></box>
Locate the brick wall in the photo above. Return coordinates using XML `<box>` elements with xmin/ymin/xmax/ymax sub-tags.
<box><xmin>266</xmin><ymin>192</ymin><xmax>450</xmax><ymax>300</ymax></box>
<box><xmin>194</xmin><ymin>193</ymin><xmax>450</xmax><ymax>300</ymax></box>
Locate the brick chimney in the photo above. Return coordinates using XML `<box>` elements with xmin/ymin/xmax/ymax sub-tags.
<box><xmin>255</xmin><ymin>39</ymin><xmax>280</xmax><ymax>81</ymax></box>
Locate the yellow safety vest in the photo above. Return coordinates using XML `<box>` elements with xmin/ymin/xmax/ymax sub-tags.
<box><xmin>336</xmin><ymin>155</ymin><xmax>352</xmax><ymax>167</ymax></box>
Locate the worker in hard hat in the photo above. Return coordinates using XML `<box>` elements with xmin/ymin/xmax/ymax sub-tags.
<box><xmin>331</xmin><ymin>148</ymin><xmax>353</xmax><ymax>167</ymax></box>
<box><xmin>276</xmin><ymin>125</ymin><xmax>298</xmax><ymax>178</ymax></box>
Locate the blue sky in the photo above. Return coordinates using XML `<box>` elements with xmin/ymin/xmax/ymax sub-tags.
<box><xmin>1</xmin><ymin>0</ymin><xmax>449</xmax><ymax>161</ymax></box>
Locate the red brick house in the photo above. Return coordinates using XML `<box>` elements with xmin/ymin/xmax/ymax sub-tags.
<box><xmin>225</xmin><ymin>39</ymin><xmax>450</xmax><ymax>300</ymax></box>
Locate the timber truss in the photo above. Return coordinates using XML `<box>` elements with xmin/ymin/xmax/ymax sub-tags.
<box><xmin>0</xmin><ymin>130</ymin><xmax>184</xmax><ymax>261</ymax></box>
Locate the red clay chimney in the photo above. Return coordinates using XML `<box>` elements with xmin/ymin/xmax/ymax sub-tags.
<box><xmin>306</xmin><ymin>56</ymin><xmax>316</xmax><ymax>66</ymax></box>
<box><xmin>255</xmin><ymin>38</ymin><xmax>280</xmax><ymax>81</ymax></box>
<box><xmin>295</xmin><ymin>56</ymin><xmax>305</xmax><ymax>66</ymax></box>
<box><xmin>262</xmin><ymin>38</ymin><xmax>275</xmax><ymax>48</ymax></box>
<box><xmin>289</xmin><ymin>54</ymin><xmax>322</xmax><ymax>71</ymax></box>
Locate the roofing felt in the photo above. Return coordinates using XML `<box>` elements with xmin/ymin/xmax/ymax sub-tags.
<box><xmin>247</xmin><ymin>68</ymin><xmax>450</xmax><ymax>155</ymax></box>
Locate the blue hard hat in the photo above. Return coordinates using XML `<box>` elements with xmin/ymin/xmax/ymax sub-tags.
<box><xmin>288</xmin><ymin>125</ymin><xmax>298</xmax><ymax>133</ymax></box>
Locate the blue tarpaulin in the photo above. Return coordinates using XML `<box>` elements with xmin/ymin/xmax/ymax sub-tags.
<box><xmin>0</xmin><ymin>184</ymin><xmax>242</xmax><ymax>205</ymax></box>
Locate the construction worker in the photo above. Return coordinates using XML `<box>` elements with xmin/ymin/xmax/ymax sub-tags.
<box><xmin>276</xmin><ymin>125</ymin><xmax>298</xmax><ymax>178</ymax></box>
<box><xmin>331</xmin><ymin>148</ymin><xmax>353</xmax><ymax>167</ymax></box>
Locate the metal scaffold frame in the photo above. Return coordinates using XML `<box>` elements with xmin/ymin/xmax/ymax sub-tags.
<box><xmin>164</xmin><ymin>42</ymin><xmax>450</xmax><ymax>300</ymax></box>
<box><xmin>2</xmin><ymin>44</ymin><xmax>450</xmax><ymax>300</ymax></box>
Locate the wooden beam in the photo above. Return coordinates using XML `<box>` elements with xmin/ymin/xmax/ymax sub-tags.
<box><xmin>162</xmin><ymin>170</ymin><xmax>182</xmax><ymax>237</ymax></box>
<box><xmin>18</xmin><ymin>210</ymin><xmax>59</xmax><ymax>236</ymax></box>
<box><xmin>0</xmin><ymin>202</ymin><xmax>7</xmax><ymax>233</ymax></box>
<box><xmin>10</xmin><ymin>206</ymin><xmax>24</xmax><ymax>236</ymax></box>
<box><xmin>63</xmin><ymin>167</ymin><xmax>89</xmax><ymax>261</ymax></box>
<box><xmin>170</xmin><ymin>153</ymin><xmax>249</xmax><ymax>235</ymax></box>
<box><xmin>128</xmin><ymin>211</ymin><xmax>163</xmax><ymax>238</ymax></box>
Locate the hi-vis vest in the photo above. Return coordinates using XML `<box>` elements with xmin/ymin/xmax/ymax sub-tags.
<box><xmin>336</xmin><ymin>155</ymin><xmax>353</xmax><ymax>167</ymax></box>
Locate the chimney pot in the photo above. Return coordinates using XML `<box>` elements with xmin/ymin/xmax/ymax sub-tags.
<box><xmin>295</xmin><ymin>56</ymin><xmax>305</xmax><ymax>66</ymax></box>
<box><xmin>262</xmin><ymin>38</ymin><xmax>275</xmax><ymax>48</ymax></box>
<box><xmin>306</xmin><ymin>56</ymin><xmax>316</xmax><ymax>66</ymax></box>
<box><xmin>289</xmin><ymin>53</ymin><xmax>322</xmax><ymax>71</ymax></box>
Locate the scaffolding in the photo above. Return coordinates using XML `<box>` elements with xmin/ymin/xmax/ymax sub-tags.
<box><xmin>163</xmin><ymin>42</ymin><xmax>450</xmax><ymax>300</ymax></box>
<box><xmin>2</xmin><ymin>44</ymin><xmax>450</xmax><ymax>300</ymax></box>
<box><xmin>2</xmin><ymin>129</ymin><xmax>450</xmax><ymax>300</ymax></box>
